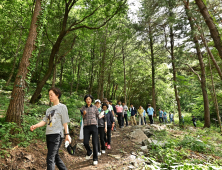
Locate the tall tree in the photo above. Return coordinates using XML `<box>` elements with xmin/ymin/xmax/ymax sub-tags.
<box><xmin>6</xmin><ymin>0</ymin><xmax>42</xmax><ymax>126</ymax></box>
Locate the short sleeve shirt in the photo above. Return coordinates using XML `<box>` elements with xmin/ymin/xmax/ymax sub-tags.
<box><xmin>80</xmin><ymin>105</ymin><xmax>99</xmax><ymax>126</ymax></box>
<box><xmin>108</xmin><ymin>104</ymin><xmax>113</xmax><ymax>112</ymax></box>
<box><xmin>43</xmin><ymin>103</ymin><xmax>70</xmax><ymax>138</ymax></box>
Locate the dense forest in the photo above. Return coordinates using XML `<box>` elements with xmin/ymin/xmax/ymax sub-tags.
<box><xmin>1</xmin><ymin>0</ymin><xmax>222</xmax><ymax>169</ymax></box>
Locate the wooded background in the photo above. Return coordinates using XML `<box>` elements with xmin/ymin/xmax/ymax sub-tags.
<box><xmin>0</xmin><ymin>0</ymin><xmax>222</xmax><ymax>128</ymax></box>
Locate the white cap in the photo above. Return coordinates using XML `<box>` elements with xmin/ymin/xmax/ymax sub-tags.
<box><xmin>95</xmin><ymin>99</ymin><xmax>101</xmax><ymax>104</ymax></box>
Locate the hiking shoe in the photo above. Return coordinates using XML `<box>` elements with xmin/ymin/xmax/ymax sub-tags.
<box><xmin>93</xmin><ymin>161</ymin><xmax>98</xmax><ymax>166</ymax></box>
<box><xmin>107</xmin><ymin>145</ymin><xmax>111</xmax><ymax>149</ymax></box>
<box><xmin>102</xmin><ymin>150</ymin><xmax>105</xmax><ymax>154</ymax></box>
<box><xmin>105</xmin><ymin>142</ymin><xmax>108</xmax><ymax>147</ymax></box>
<box><xmin>86</xmin><ymin>153</ymin><xmax>93</xmax><ymax>160</ymax></box>
<box><xmin>98</xmin><ymin>152</ymin><xmax>101</xmax><ymax>156</ymax></box>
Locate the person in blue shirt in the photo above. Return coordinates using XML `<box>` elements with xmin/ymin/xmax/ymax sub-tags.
<box><xmin>163</xmin><ymin>110</ymin><xmax>167</xmax><ymax>124</ymax></box>
<box><xmin>147</xmin><ymin>104</ymin><xmax>154</xmax><ymax>124</ymax></box>
<box><xmin>158</xmin><ymin>108</ymin><xmax>163</xmax><ymax>123</ymax></box>
<box><xmin>181</xmin><ymin>115</ymin><xmax>184</xmax><ymax>125</ymax></box>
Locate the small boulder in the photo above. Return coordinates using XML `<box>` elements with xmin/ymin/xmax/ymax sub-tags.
<box><xmin>142</xmin><ymin>129</ymin><xmax>154</xmax><ymax>138</ymax></box>
<box><xmin>142</xmin><ymin>138</ymin><xmax>152</xmax><ymax>146</ymax></box>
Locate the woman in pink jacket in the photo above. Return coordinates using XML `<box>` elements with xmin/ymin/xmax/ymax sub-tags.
<box><xmin>115</xmin><ymin>101</ymin><xmax>123</xmax><ymax>128</ymax></box>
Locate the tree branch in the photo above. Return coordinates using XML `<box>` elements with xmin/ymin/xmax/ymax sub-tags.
<box><xmin>184</xmin><ymin>63</ymin><xmax>201</xmax><ymax>82</ymax></box>
<box><xmin>68</xmin><ymin>5</ymin><xmax>102</xmax><ymax>30</ymax></box>
<box><xmin>45</xmin><ymin>27</ymin><xmax>53</xmax><ymax>45</ymax></box>
<box><xmin>56</xmin><ymin>35</ymin><xmax>77</xmax><ymax>64</ymax></box>
<box><xmin>69</xmin><ymin>0</ymin><xmax>127</xmax><ymax>31</ymax></box>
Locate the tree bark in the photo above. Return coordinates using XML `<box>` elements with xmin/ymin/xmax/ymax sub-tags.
<box><xmin>70</xmin><ymin>57</ymin><xmax>74</xmax><ymax>95</ymax></box>
<box><xmin>207</xmin><ymin>54</ymin><xmax>222</xmax><ymax>132</ymax></box>
<box><xmin>195</xmin><ymin>0</ymin><xmax>222</xmax><ymax>60</ymax></box>
<box><xmin>59</xmin><ymin>59</ymin><xmax>64</xmax><ymax>87</ymax></box>
<box><xmin>89</xmin><ymin>48</ymin><xmax>95</xmax><ymax>95</ymax></box>
<box><xmin>169</xmin><ymin>0</ymin><xmax>182</xmax><ymax>120</ymax></box>
<box><xmin>122</xmin><ymin>45</ymin><xmax>127</xmax><ymax>105</ymax></box>
<box><xmin>76</xmin><ymin>52</ymin><xmax>82</xmax><ymax>92</ymax></box>
<box><xmin>51</xmin><ymin>64</ymin><xmax>56</xmax><ymax>87</ymax></box>
<box><xmin>185</xmin><ymin>1</ymin><xmax>210</xmax><ymax>128</ymax></box>
<box><xmin>6</xmin><ymin>0</ymin><xmax>42</xmax><ymax>126</ymax></box>
<box><xmin>149</xmin><ymin>25</ymin><xmax>156</xmax><ymax>114</ymax></box>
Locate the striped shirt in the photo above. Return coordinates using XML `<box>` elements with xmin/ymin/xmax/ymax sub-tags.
<box><xmin>80</xmin><ymin>104</ymin><xmax>99</xmax><ymax>126</ymax></box>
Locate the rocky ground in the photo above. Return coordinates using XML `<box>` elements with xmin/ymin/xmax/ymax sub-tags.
<box><xmin>0</xmin><ymin>123</ymin><xmax>221</xmax><ymax>170</ymax></box>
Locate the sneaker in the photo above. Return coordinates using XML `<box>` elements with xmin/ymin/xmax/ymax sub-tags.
<box><xmin>98</xmin><ymin>152</ymin><xmax>101</xmax><ymax>156</ymax></box>
<box><xmin>93</xmin><ymin>161</ymin><xmax>98</xmax><ymax>166</ymax></box>
<box><xmin>105</xmin><ymin>142</ymin><xmax>108</xmax><ymax>147</ymax></box>
<box><xmin>86</xmin><ymin>153</ymin><xmax>93</xmax><ymax>160</ymax></box>
<box><xmin>102</xmin><ymin>150</ymin><xmax>105</xmax><ymax>154</ymax></box>
<box><xmin>107</xmin><ymin>145</ymin><xmax>111</xmax><ymax>149</ymax></box>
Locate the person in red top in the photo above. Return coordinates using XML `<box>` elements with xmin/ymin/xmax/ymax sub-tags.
<box><xmin>115</xmin><ymin>101</ymin><xmax>123</xmax><ymax>128</ymax></box>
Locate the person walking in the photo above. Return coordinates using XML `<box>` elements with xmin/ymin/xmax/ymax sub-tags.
<box><xmin>147</xmin><ymin>104</ymin><xmax>154</xmax><ymax>124</ymax></box>
<box><xmin>163</xmin><ymin>110</ymin><xmax>167</xmax><ymax>124</ymax></box>
<box><xmin>122</xmin><ymin>102</ymin><xmax>128</xmax><ymax>127</ymax></box>
<box><xmin>158</xmin><ymin>108</ymin><xmax>163</xmax><ymax>123</ymax></box>
<box><xmin>95</xmin><ymin>99</ymin><xmax>106</xmax><ymax>156</ymax></box>
<box><xmin>115</xmin><ymin>101</ymin><xmax>124</xmax><ymax>128</ymax></box>
<box><xmin>142</xmin><ymin>107</ymin><xmax>147</xmax><ymax>125</ymax></box>
<box><xmin>130</xmin><ymin>104</ymin><xmax>137</xmax><ymax>126</ymax></box>
<box><xmin>103</xmin><ymin>103</ymin><xmax>115</xmax><ymax>149</ymax></box>
<box><xmin>169</xmin><ymin>112</ymin><xmax>171</xmax><ymax>123</ymax></box>
<box><xmin>191</xmin><ymin>116</ymin><xmax>197</xmax><ymax>127</ymax></box>
<box><xmin>138</xmin><ymin>105</ymin><xmax>145</xmax><ymax>125</ymax></box>
<box><xmin>109</xmin><ymin>100</ymin><xmax>116</xmax><ymax>131</ymax></box>
<box><xmin>30</xmin><ymin>87</ymin><xmax>70</xmax><ymax>170</ymax></box>
<box><xmin>170</xmin><ymin>112</ymin><xmax>174</xmax><ymax>124</ymax></box>
<box><xmin>80</xmin><ymin>94</ymin><xmax>99</xmax><ymax>166</ymax></box>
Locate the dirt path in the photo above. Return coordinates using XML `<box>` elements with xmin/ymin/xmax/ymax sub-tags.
<box><xmin>0</xmin><ymin>125</ymin><xmax>143</xmax><ymax>170</ymax></box>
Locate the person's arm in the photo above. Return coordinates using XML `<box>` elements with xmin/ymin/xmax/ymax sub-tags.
<box><xmin>30</xmin><ymin>121</ymin><xmax>46</xmax><ymax>131</ymax></box>
<box><xmin>63</xmin><ymin>123</ymin><xmax>71</xmax><ymax>143</ymax></box>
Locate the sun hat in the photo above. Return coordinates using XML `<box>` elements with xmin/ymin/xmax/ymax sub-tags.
<box><xmin>95</xmin><ymin>99</ymin><xmax>101</xmax><ymax>104</ymax></box>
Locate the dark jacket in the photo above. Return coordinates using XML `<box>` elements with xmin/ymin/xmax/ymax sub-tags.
<box><xmin>130</xmin><ymin>107</ymin><xmax>137</xmax><ymax>116</ymax></box>
<box><xmin>98</xmin><ymin>111</ymin><xmax>107</xmax><ymax>127</ymax></box>
<box><xmin>112</xmin><ymin>104</ymin><xmax>116</xmax><ymax>114</ymax></box>
<box><xmin>106</xmin><ymin>110</ymin><xmax>115</xmax><ymax>127</ymax></box>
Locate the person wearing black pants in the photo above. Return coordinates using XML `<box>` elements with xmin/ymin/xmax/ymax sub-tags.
<box><xmin>81</xmin><ymin>94</ymin><xmax>99</xmax><ymax>165</ymax></box>
<box><xmin>192</xmin><ymin>116</ymin><xmax>197</xmax><ymax>127</ymax></box>
<box><xmin>102</xmin><ymin>103</ymin><xmax>115</xmax><ymax>150</ymax></box>
<box><xmin>115</xmin><ymin>101</ymin><xmax>123</xmax><ymax>128</ymax></box>
<box><xmin>83</xmin><ymin>125</ymin><xmax>98</xmax><ymax>159</ymax></box>
<box><xmin>46</xmin><ymin>134</ymin><xmax>66</xmax><ymax>170</ymax></box>
<box><xmin>147</xmin><ymin>104</ymin><xmax>154</xmax><ymax>124</ymax></box>
<box><xmin>30</xmin><ymin>87</ymin><xmax>70</xmax><ymax>170</ymax></box>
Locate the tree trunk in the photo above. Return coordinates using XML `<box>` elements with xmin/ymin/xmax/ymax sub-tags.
<box><xmin>122</xmin><ymin>45</ymin><xmax>127</xmax><ymax>105</ymax></box>
<box><xmin>208</xmin><ymin>54</ymin><xmax>222</xmax><ymax>132</ymax></box>
<box><xmin>195</xmin><ymin>0</ymin><xmax>222</xmax><ymax>60</ymax></box>
<box><xmin>70</xmin><ymin>57</ymin><xmax>74</xmax><ymax>95</ymax></box>
<box><xmin>149</xmin><ymin>25</ymin><xmax>156</xmax><ymax>114</ymax></box>
<box><xmin>76</xmin><ymin>53</ymin><xmax>82</xmax><ymax>92</ymax></box>
<box><xmin>52</xmin><ymin>64</ymin><xmax>56</xmax><ymax>87</ymax></box>
<box><xmin>59</xmin><ymin>59</ymin><xmax>64</xmax><ymax>87</ymax></box>
<box><xmin>99</xmin><ymin>32</ymin><xmax>107</xmax><ymax>100</ymax></box>
<box><xmin>169</xmin><ymin>1</ymin><xmax>182</xmax><ymax>120</ymax></box>
<box><xmin>6</xmin><ymin>0</ymin><xmax>42</xmax><ymax>126</ymax></box>
<box><xmin>185</xmin><ymin>1</ymin><xmax>210</xmax><ymax>128</ymax></box>
<box><xmin>110</xmin><ymin>81</ymin><xmax>115</xmax><ymax>100</ymax></box>
<box><xmin>89</xmin><ymin>48</ymin><xmax>95</xmax><ymax>95</ymax></box>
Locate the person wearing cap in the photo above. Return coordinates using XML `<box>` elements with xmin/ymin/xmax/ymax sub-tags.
<box><xmin>147</xmin><ymin>104</ymin><xmax>154</xmax><ymax>124</ymax></box>
<box><xmin>109</xmin><ymin>100</ymin><xmax>117</xmax><ymax>131</ymax></box>
<box><xmin>95</xmin><ymin>99</ymin><xmax>107</xmax><ymax>155</ymax></box>
<box><xmin>122</xmin><ymin>102</ymin><xmax>128</xmax><ymax>126</ymax></box>
<box><xmin>158</xmin><ymin>108</ymin><xmax>163</xmax><ymax>123</ymax></box>
<box><xmin>130</xmin><ymin>103</ymin><xmax>137</xmax><ymax>126</ymax></box>
<box><xmin>80</xmin><ymin>94</ymin><xmax>99</xmax><ymax>166</ymax></box>
<box><xmin>30</xmin><ymin>87</ymin><xmax>70</xmax><ymax>170</ymax></box>
<box><xmin>115</xmin><ymin>101</ymin><xmax>124</xmax><ymax>128</ymax></box>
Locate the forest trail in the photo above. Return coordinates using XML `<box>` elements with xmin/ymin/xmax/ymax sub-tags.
<box><xmin>0</xmin><ymin>125</ymin><xmax>148</xmax><ymax>170</ymax></box>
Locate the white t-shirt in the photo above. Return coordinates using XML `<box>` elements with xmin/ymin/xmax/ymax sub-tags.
<box><xmin>43</xmin><ymin>103</ymin><xmax>70</xmax><ymax>138</ymax></box>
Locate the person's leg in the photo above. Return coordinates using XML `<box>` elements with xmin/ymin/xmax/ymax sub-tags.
<box><xmin>83</xmin><ymin>126</ymin><xmax>92</xmax><ymax>156</ymax></box>
<box><xmin>98</xmin><ymin>129</ymin><xmax>101</xmax><ymax>153</ymax></box>
<box><xmin>139</xmin><ymin>116</ymin><xmax>141</xmax><ymax>125</ymax></box>
<box><xmin>161</xmin><ymin>117</ymin><xmax>163</xmax><ymax>123</ymax></box>
<box><xmin>144</xmin><ymin>117</ymin><xmax>146</xmax><ymax>125</ymax></box>
<box><xmin>91</xmin><ymin>125</ymin><xmax>98</xmax><ymax>161</ymax></box>
<box><xmin>55</xmin><ymin>137</ymin><xmax>67</xmax><ymax>170</ymax></box>
<box><xmin>99</xmin><ymin>127</ymin><xmax>105</xmax><ymax>150</ymax></box>
<box><xmin>130</xmin><ymin>116</ymin><xmax>134</xmax><ymax>126</ymax></box>
<box><xmin>117</xmin><ymin>113</ymin><xmax>121</xmax><ymax>127</ymax></box>
<box><xmin>107</xmin><ymin>127</ymin><xmax>112</xmax><ymax>145</ymax></box>
<box><xmin>151</xmin><ymin>115</ymin><xmax>153</xmax><ymax>124</ymax></box>
<box><xmin>46</xmin><ymin>134</ymin><xmax>67</xmax><ymax>170</ymax></box>
<box><xmin>124</xmin><ymin>114</ymin><xmax>128</xmax><ymax>126</ymax></box>
<box><xmin>121</xmin><ymin>115</ymin><xmax>124</xmax><ymax>126</ymax></box>
<box><xmin>142</xmin><ymin>116</ymin><xmax>144</xmax><ymax>125</ymax></box>
<box><xmin>133</xmin><ymin>115</ymin><xmax>137</xmax><ymax>125</ymax></box>
<box><xmin>149</xmin><ymin>115</ymin><xmax>152</xmax><ymax>124</ymax></box>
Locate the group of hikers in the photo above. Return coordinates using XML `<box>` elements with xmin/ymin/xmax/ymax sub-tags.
<box><xmin>29</xmin><ymin>87</ymin><xmax>197</xmax><ymax>169</ymax></box>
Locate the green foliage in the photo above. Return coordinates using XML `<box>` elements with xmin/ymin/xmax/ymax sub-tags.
<box><xmin>178</xmin><ymin>135</ymin><xmax>211</xmax><ymax>153</ymax></box>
